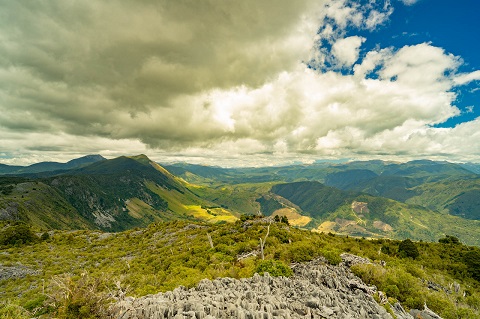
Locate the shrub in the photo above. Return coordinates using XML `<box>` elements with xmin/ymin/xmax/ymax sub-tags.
<box><xmin>0</xmin><ymin>223</ymin><xmax>37</xmax><ymax>246</ymax></box>
<box><xmin>464</xmin><ymin>249</ymin><xmax>480</xmax><ymax>281</ymax></box>
<box><xmin>287</xmin><ymin>242</ymin><xmax>315</xmax><ymax>262</ymax></box>
<box><xmin>44</xmin><ymin>273</ymin><xmax>110</xmax><ymax>319</ymax></box>
<box><xmin>398</xmin><ymin>239</ymin><xmax>419</xmax><ymax>259</ymax></box>
<box><xmin>439</xmin><ymin>235</ymin><xmax>461</xmax><ymax>245</ymax></box>
<box><xmin>384</xmin><ymin>285</ymin><xmax>400</xmax><ymax>299</ymax></box>
<box><xmin>255</xmin><ymin>260</ymin><xmax>293</xmax><ymax>277</ymax></box>
<box><xmin>321</xmin><ymin>250</ymin><xmax>342</xmax><ymax>265</ymax></box>
<box><xmin>0</xmin><ymin>301</ymin><xmax>31</xmax><ymax>319</ymax></box>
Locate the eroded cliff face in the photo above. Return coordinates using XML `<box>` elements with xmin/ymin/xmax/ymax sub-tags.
<box><xmin>110</xmin><ymin>257</ymin><xmax>394</xmax><ymax>319</ymax></box>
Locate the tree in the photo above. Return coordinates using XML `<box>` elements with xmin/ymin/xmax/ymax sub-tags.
<box><xmin>0</xmin><ymin>223</ymin><xmax>37</xmax><ymax>246</ymax></box>
<box><xmin>398</xmin><ymin>238</ymin><xmax>419</xmax><ymax>259</ymax></box>
<box><xmin>464</xmin><ymin>249</ymin><xmax>480</xmax><ymax>281</ymax></box>
<box><xmin>439</xmin><ymin>235</ymin><xmax>460</xmax><ymax>245</ymax></box>
<box><xmin>280</xmin><ymin>216</ymin><xmax>289</xmax><ymax>225</ymax></box>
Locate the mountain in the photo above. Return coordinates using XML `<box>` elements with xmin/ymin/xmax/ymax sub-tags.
<box><xmin>0</xmin><ymin>177</ymin><xmax>90</xmax><ymax>230</ymax></box>
<box><xmin>0</xmin><ymin>154</ymin><xmax>106</xmax><ymax>175</ymax></box>
<box><xmin>406</xmin><ymin>178</ymin><xmax>480</xmax><ymax>220</ymax></box>
<box><xmin>324</xmin><ymin>169</ymin><xmax>378</xmax><ymax>190</ymax></box>
<box><xmin>0</xmin><ymin>163</ymin><xmax>23</xmax><ymax>174</ymax></box>
<box><xmin>0</xmin><ymin>155</ymin><xmax>237</xmax><ymax>231</ymax></box>
<box><xmin>257</xmin><ymin>181</ymin><xmax>480</xmax><ymax>245</ymax></box>
<box><xmin>320</xmin><ymin>160</ymin><xmax>477</xmax><ymax>203</ymax></box>
<box><xmin>461</xmin><ymin>163</ymin><xmax>480</xmax><ymax>174</ymax></box>
<box><xmin>380</xmin><ymin>160</ymin><xmax>474</xmax><ymax>182</ymax></box>
<box><xmin>2</xmin><ymin>156</ymin><xmax>479</xmax><ymax>241</ymax></box>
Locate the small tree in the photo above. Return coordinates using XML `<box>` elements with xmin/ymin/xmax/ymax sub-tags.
<box><xmin>280</xmin><ymin>216</ymin><xmax>289</xmax><ymax>225</ymax></box>
<box><xmin>439</xmin><ymin>235</ymin><xmax>460</xmax><ymax>245</ymax></box>
<box><xmin>0</xmin><ymin>223</ymin><xmax>36</xmax><ymax>246</ymax></box>
<box><xmin>398</xmin><ymin>238</ymin><xmax>419</xmax><ymax>259</ymax></box>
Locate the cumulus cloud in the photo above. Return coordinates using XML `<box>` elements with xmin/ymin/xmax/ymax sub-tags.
<box><xmin>400</xmin><ymin>0</ymin><xmax>420</xmax><ymax>5</ymax></box>
<box><xmin>332</xmin><ymin>36</ymin><xmax>366</xmax><ymax>67</ymax></box>
<box><xmin>0</xmin><ymin>0</ymin><xmax>479</xmax><ymax>165</ymax></box>
<box><xmin>454</xmin><ymin>70</ymin><xmax>480</xmax><ymax>85</ymax></box>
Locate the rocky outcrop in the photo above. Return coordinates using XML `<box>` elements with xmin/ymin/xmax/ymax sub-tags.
<box><xmin>410</xmin><ymin>305</ymin><xmax>443</xmax><ymax>319</ymax></box>
<box><xmin>340</xmin><ymin>253</ymin><xmax>373</xmax><ymax>267</ymax></box>
<box><xmin>0</xmin><ymin>264</ymin><xmax>39</xmax><ymax>281</ymax></box>
<box><xmin>109</xmin><ymin>258</ymin><xmax>393</xmax><ymax>319</ymax></box>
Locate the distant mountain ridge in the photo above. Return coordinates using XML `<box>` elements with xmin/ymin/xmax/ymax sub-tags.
<box><xmin>0</xmin><ymin>154</ymin><xmax>106</xmax><ymax>175</ymax></box>
<box><xmin>1</xmin><ymin>155</ymin><xmax>479</xmax><ymax>245</ymax></box>
<box><xmin>259</xmin><ymin>181</ymin><xmax>480</xmax><ymax>245</ymax></box>
<box><xmin>0</xmin><ymin>154</ymin><xmax>239</xmax><ymax>231</ymax></box>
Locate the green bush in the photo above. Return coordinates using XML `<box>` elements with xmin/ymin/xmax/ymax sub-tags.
<box><xmin>464</xmin><ymin>249</ymin><xmax>480</xmax><ymax>281</ymax></box>
<box><xmin>0</xmin><ymin>223</ymin><xmax>37</xmax><ymax>246</ymax></box>
<box><xmin>287</xmin><ymin>242</ymin><xmax>316</xmax><ymax>262</ymax></box>
<box><xmin>321</xmin><ymin>250</ymin><xmax>342</xmax><ymax>265</ymax></box>
<box><xmin>45</xmin><ymin>273</ymin><xmax>110</xmax><ymax>319</ymax></box>
<box><xmin>398</xmin><ymin>239</ymin><xmax>419</xmax><ymax>259</ymax></box>
<box><xmin>255</xmin><ymin>260</ymin><xmax>293</xmax><ymax>277</ymax></box>
<box><xmin>384</xmin><ymin>285</ymin><xmax>400</xmax><ymax>299</ymax></box>
<box><xmin>0</xmin><ymin>301</ymin><xmax>31</xmax><ymax>319</ymax></box>
<box><xmin>439</xmin><ymin>235</ymin><xmax>461</xmax><ymax>245</ymax></box>
<box><xmin>40</xmin><ymin>232</ymin><xmax>50</xmax><ymax>241</ymax></box>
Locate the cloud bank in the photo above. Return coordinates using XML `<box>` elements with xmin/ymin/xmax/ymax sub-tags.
<box><xmin>0</xmin><ymin>0</ymin><xmax>479</xmax><ymax>165</ymax></box>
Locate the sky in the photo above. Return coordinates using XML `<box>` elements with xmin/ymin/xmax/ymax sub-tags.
<box><xmin>0</xmin><ymin>0</ymin><xmax>479</xmax><ymax>166</ymax></box>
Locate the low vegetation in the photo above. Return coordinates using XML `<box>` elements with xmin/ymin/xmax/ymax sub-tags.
<box><xmin>1</xmin><ymin>219</ymin><xmax>480</xmax><ymax>318</ymax></box>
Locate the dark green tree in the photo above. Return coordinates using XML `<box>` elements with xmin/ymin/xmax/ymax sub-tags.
<box><xmin>439</xmin><ymin>235</ymin><xmax>460</xmax><ymax>245</ymax></box>
<box><xmin>0</xmin><ymin>223</ymin><xmax>37</xmax><ymax>246</ymax></box>
<box><xmin>398</xmin><ymin>238</ymin><xmax>419</xmax><ymax>259</ymax></box>
<box><xmin>280</xmin><ymin>216</ymin><xmax>289</xmax><ymax>225</ymax></box>
<box><xmin>464</xmin><ymin>249</ymin><xmax>480</xmax><ymax>281</ymax></box>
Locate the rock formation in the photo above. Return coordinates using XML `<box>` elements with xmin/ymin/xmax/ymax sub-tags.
<box><xmin>110</xmin><ymin>258</ymin><xmax>393</xmax><ymax>319</ymax></box>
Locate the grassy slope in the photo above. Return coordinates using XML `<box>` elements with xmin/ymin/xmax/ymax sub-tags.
<box><xmin>192</xmin><ymin>182</ymin><xmax>279</xmax><ymax>215</ymax></box>
<box><xmin>1</xmin><ymin>220</ymin><xmax>480</xmax><ymax>319</ymax></box>
<box><xmin>0</xmin><ymin>181</ymin><xmax>91</xmax><ymax>230</ymax></box>
<box><xmin>267</xmin><ymin>181</ymin><xmax>480</xmax><ymax>246</ymax></box>
<box><xmin>406</xmin><ymin>178</ymin><xmax>480</xmax><ymax>215</ymax></box>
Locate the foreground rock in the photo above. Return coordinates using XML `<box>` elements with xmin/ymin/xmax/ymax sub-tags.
<box><xmin>0</xmin><ymin>264</ymin><xmax>39</xmax><ymax>281</ymax></box>
<box><xmin>110</xmin><ymin>258</ymin><xmax>393</xmax><ymax>319</ymax></box>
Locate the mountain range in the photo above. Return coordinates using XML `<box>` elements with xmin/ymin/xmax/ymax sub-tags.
<box><xmin>1</xmin><ymin>155</ymin><xmax>479</xmax><ymax>245</ymax></box>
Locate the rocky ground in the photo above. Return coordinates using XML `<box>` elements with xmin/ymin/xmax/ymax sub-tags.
<box><xmin>0</xmin><ymin>263</ymin><xmax>39</xmax><ymax>281</ymax></box>
<box><xmin>109</xmin><ymin>255</ymin><xmax>443</xmax><ymax>319</ymax></box>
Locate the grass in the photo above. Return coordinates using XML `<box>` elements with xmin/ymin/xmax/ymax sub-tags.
<box><xmin>1</xmin><ymin>219</ymin><xmax>480</xmax><ymax>318</ymax></box>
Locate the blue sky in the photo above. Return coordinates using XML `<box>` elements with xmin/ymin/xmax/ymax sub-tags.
<box><xmin>357</xmin><ymin>0</ymin><xmax>480</xmax><ymax>128</ymax></box>
<box><xmin>0</xmin><ymin>0</ymin><xmax>479</xmax><ymax>166</ymax></box>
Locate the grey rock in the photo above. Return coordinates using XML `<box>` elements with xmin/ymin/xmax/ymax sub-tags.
<box><xmin>109</xmin><ymin>258</ymin><xmax>393</xmax><ymax>319</ymax></box>
<box><xmin>391</xmin><ymin>303</ymin><xmax>414</xmax><ymax>319</ymax></box>
<box><xmin>0</xmin><ymin>264</ymin><xmax>39</xmax><ymax>281</ymax></box>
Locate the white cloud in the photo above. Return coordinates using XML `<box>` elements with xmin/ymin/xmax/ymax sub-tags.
<box><xmin>380</xmin><ymin>43</ymin><xmax>460</xmax><ymax>88</ymax></box>
<box><xmin>454</xmin><ymin>70</ymin><xmax>480</xmax><ymax>85</ymax></box>
<box><xmin>0</xmin><ymin>1</ymin><xmax>479</xmax><ymax>166</ymax></box>
<box><xmin>332</xmin><ymin>36</ymin><xmax>366</xmax><ymax>67</ymax></box>
<box><xmin>365</xmin><ymin>6</ymin><xmax>394</xmax><ymax>30</ymax></box>
<box><xmin>400</xmin><ymin>0</ymin><xmax>420</xmax><ymax>5</ymax></box>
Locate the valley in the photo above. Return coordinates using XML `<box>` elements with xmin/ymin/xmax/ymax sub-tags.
<box><xmin>1</xmin><ymin>155</ymin><xmax>480</xmax><ymax>245</ymax></box>
<box><xmin>1</xmin><ymin>154</ymin><xmax>480</xmax><ymax>318</ymax></box>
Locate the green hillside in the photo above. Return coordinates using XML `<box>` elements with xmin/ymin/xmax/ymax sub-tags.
<box><xmin>0</xmin><ymin>178</ymin><xmax>91</xmax><ymax>230</ymax></box>
<box><xmin>0</xmin><ymin>155</ymin><xmax>239</xmax><ymax>231</ymax></box>
<box><xmin>0</xmin><ymin>155</ymin><xmax>105</xmax><ymax>175</ymax></box>
<box><xmin>406</xmin><ymin>178</ymin><xmax>480</xmax><ymax>219</ymax></box>
<box><xmin>264</xmin><ymin>181</ymin><xmax>480</xmax><ymax>245</ymax></box>
<box><xmin>1</xmin><ymin>219</ymin><xmax>480</xmax><ymax>319</ymax></box>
